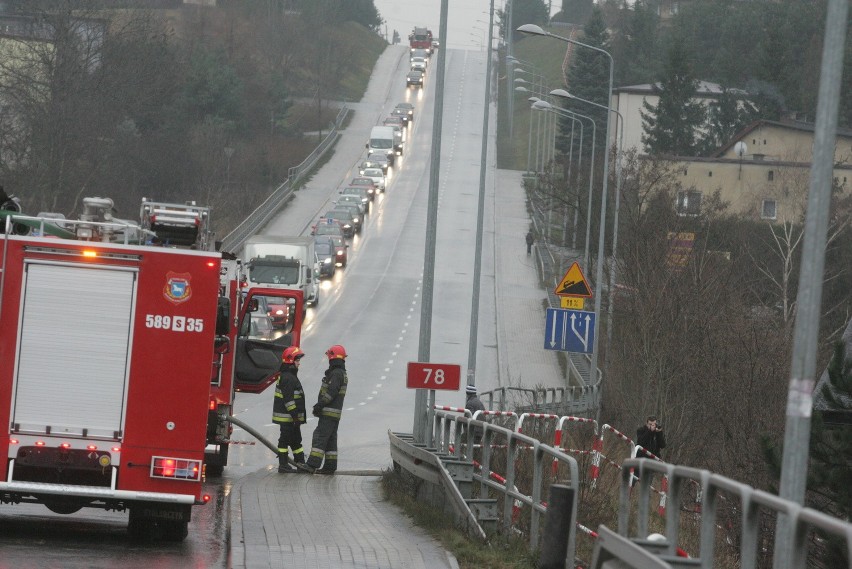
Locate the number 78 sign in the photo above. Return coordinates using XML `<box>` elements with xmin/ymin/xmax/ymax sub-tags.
<box><xmin>406</xmin><ymin>362</ymin><xmax>461</xmax><ymax>391</ymax></box>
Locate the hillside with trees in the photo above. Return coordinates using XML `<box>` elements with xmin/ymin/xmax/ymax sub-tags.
<box><xmin>0</xmin><ymin>0</ymin><xmax>386</xmax><ymax>237</ymax></box>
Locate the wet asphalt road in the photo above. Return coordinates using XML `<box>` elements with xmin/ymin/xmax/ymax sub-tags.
<box><xmin>0</xmin><ymin>478</ymin><xmax>232</xmax><ymax>569</ymax></box>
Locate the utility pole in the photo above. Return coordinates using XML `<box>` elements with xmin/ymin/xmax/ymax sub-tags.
<box><xmin>413</xmin><ymin>0</ymin><xmax>449</xmax><ymax>444</ymax></box>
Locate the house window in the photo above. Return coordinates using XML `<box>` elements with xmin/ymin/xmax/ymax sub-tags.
<box><xmin>761</xmin><ymin>199</ymin><xmax>777</xmax><ymax>220</ymax></box>
<box><xmin>676</xmin><ymin>190</ymin><xmax>702</xmax><ymax>216</ymax></box>
<box><xmin>768</xmin><ymin>170</ymin><xmax>774</xmax><ymax>181</ymax></box>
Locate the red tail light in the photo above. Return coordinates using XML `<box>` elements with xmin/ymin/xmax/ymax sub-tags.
<box><xmin>151</xmin><ymin>456</ymin><xmax>202</xmax><ymax>481</ymax></box>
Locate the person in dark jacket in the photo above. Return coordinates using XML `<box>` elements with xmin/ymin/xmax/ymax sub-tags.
<box><xmin>636</xmin><ymin>416</ymin><xmax>666</xmax><ymax>460</ymax></box>
<box><xmin>273</xmin><ymin>346</ymin><xmax>307</xmax><ymax>473</ymax></box>
<box><xmin>298</xmin><ymin>345</ymin><xmax>349</xmax><ymax>474</ymax></box>
<box><xmin>461</xmin><ymin>385</ymin><xmax>486</xmax><ymax>446</ymax></box>
<box><xmin>525</xmin><ymin>231</ymin><xmax>535</xmax><ymax>255</ymax></box>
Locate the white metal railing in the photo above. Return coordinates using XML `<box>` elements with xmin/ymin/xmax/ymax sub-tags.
<box><xmin>431</xmin><ymin>408</ymin><xmax>580</xmax><ymax>563</ymax></box>
<box><xmin>620</xmin><ymin>458</ymin><xmax>852</xmax><ymax>568</ymax></box>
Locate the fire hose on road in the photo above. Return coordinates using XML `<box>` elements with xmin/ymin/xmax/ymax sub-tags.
<box><xmin>225</xmin><ymin>414</ymin><xmax>300</xmax><ymax>465</ymax></box>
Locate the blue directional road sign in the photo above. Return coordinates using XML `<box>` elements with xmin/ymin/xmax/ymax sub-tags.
<box><xmin>544</xmin><ymin>308</ymin><xmax>596</xmax><ymax>354</ymax></box>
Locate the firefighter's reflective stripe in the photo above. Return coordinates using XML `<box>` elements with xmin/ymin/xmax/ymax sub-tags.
<box><xmin>320</xmin><ymin>407</ymin><xmax>342</xmax><ymax>419</ymax></box>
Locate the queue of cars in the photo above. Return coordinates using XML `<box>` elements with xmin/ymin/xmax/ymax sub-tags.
<box><xmin>406</xmin><ymin>47</ymin><xmax>430</xmax><ymax>89</ymax></box>
<box><xmin>309</xmin><ymin>88</ymin><xmax>418</xmax><ymax>280</ymax></box>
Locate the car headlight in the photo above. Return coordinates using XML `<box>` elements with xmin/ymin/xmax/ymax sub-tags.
<box><xmin>353</xmin><ymin>217</ymin><xmax>360</xmax><ymax>223</ymax></box>
<box><xmin>336</xmin><ymin>251</ymin><xmax>344</xmax><ymax>256</ymax></box>
<box><xmin>324</xmin><ymin>257</ymin><xmax>332</xmax><ymax>264</ymax></box>
<box><xmin>275</xmin><ymin>309</ymin><xmax>284</xmax><ymax>315</ymax></box>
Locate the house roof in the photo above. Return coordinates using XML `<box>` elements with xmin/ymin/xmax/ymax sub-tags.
<box><xmin>712</xmin><ymin>119</ymin><xmax>852</xmax><ymax>158</ymax></box>
<box><xmin>614</xmin><ymin>81</ymin><xmax>747</xmax><ymax>97</ymax></box>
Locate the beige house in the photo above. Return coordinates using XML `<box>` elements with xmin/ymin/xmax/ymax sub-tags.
<box><xmin>611</xmin><ymin>80</ymin><xmax>746</xmax><ymax>153</ymax></box>
<box><xmin>656</xmin><ymin>120</ymin><xmax>852</xmax><ymax>220</ymax></box>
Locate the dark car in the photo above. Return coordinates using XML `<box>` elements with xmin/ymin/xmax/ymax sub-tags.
<box><xmin>390</xmin><ymin>108</ymin><xmax>410</xmax><ymax>126</ymax></box>
<box><xmin>340</xmin><ymin>186</ymin><xmax>372</xmax><ymax>206</ymax></box>
<box><xmin>406</xmin><ymin>70</ymin><xmax>424</xmax><ymax>88</ymax></box>
<box><xmin>349</xmin><ymin>177</ymin><xmax>379</xmax><ymax>195</ymax></box>
<box><xmin>312</xmin><ymin>217</ymin><xmax>346</xmax><ymax>239</ymax></box>
<box><xmin>313</xmin><ymin>240</ymin><xmax>336</xmax><ymax>278</ymax></box>
<box><xmin>332</xmin><ymin>204</ymin><xmax>362</xmax><ymax>234</ymax></box>
<box><xmin>322</xmin><ymin>210</ymin><xmax>356</xmax><ymax>238</ymax></box>
<box><xmin>336</xmin><ymin>194</ymin><xmax>366</xmax><ymax>216</ymax></box>
<box><xmin>360</xmin><ymin>152</ymin><xmax>390</xmax><ymax>174</ymax></box>
<box><xmin>395</xmin><ymin>102</ymin><xmax>414</xmax><ymax>123</ymax></box>
<box><xmin>315</xmin><ymin>235</ymin><xmax>348</xmax><ymax>268</ymax></box>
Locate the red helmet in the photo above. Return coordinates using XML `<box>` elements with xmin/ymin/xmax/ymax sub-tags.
<box><xmin>325</xmin><ymin>345</ymin><xmax>347</xmax><ymax>360</ymax></box>
<box><xmin>282</xmin><ymin>346</ymin><xmax>305</xmax><ymax>364</ymax></box>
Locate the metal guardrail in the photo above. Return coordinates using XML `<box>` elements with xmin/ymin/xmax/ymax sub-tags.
<box><xmin>388</xmin><ymin>431</ymin><xmax>488</xmax><ymax>543</ymax></box>
<box><xmin>619</xmin><ymin>458</ymin><xmax>852</xmax><ymax>569</ymax></box>
<box><xmin>220</xmin><ymin>105</ymin><xmax>349</xmax><ymax>253</ymax></box>
<box><xmin>481</xmin><ymin>385</ymin><xmax>600</xmax><ymax>417</ymax></box>
<box><xmin>431</xmin><ymin>409</ymin><xmax>580</xmax><ymax>563</ymax></box>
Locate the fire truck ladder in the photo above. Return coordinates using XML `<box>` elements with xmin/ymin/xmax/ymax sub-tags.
<box><xmin>140</xmin><ymin>199</ymin><xmax>213</xmax><ymax>250</ymax></box>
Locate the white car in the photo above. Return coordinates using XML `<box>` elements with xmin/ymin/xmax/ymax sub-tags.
<box><xmin>410</xmin><ymin>56</ymin><xmax>427</xmax><ymax>72</ymax></box>
<box><xmin>361</xmin><ymin>168</ymin><xmax>386</xmax><ymax>191</ymax></box>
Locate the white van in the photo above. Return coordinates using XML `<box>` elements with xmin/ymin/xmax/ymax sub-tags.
<box><xmin>367</xmin><ymin>126</ymin><xmax>396</xmax><ymax>165</ymax></box>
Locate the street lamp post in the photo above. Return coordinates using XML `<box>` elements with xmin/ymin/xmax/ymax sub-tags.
<box><xmin>465</xmin><ymin>0</ymin><xmax>496</xmax><ymax>411</ymax></box>
<box><xmin>551</xmin><ymin>88</ymin><xmax>625</xmax><ymax>379</ymax></box>
<box><xmin>532</xmin><ymin>100</ymin><xmax>597</xmax><ymax>270</ymax></box>
<box><xmin>533</xmin><ymin>101</ymin><xmax>581</xmax><ymax>245</ymax></box>
<box><xmin>519</xmin><ymin>24</ymin><xmax>614</xmax><ymax>413</ymax></box>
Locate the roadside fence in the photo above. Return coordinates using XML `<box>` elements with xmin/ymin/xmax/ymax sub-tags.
<box><xmin>431</xmin><ymin>408</ymin><xmax>580</xmax><ymax>563</ymax></box>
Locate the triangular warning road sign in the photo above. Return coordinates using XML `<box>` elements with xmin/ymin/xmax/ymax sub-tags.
<box><xmin>554</xmin><ymin>262</ymin><xmax>592</xmax><ymax>298</ymax></box>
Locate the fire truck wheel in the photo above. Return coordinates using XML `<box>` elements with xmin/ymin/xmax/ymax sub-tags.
<box><xmin>161</xmin><ymin>520</ymin><xmax>189</xmax><ymax>542</ymax></box>
<box><xmin>43</xmin><ymin>499</ymin><xmax>84</xmax><ymax>515</ymax></box>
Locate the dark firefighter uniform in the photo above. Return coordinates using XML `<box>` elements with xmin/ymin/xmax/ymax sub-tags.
<box><xmin>272</xmin><ymin>352</ymin><xmax>306</xmax><ymax>472</ymax></box>
<box><xmin>304</xmin><ymin>349</ymin><xmax>348</xmax><ymax>474</ymax></box>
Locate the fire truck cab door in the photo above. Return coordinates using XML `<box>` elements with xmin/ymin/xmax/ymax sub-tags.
<box><xmin>234</xmin><ymin>288</ymin><xmax>303</xmax><ymax>394</ymax></box>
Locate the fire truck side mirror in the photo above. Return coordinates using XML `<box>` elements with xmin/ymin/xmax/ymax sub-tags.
<box><xmin>214</xmin><ymin>336</ymin><xmax>230</xmax><ymax>355</ymax></box>
<box><xmin>248</xmin><ymin>298</ymin><xmax>259</xmax><ymax>312</ymax></box>
<box><xmin>216</xmin><ymin>297</ymin><xmax>231</xmax><ymax>336</ymax></box>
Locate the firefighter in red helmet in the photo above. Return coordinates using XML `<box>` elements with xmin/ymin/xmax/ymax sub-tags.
<box><xmin>273</xmin><ymin>346</ymin><xmax>306</xmax><ymax>473</ymax></box>
<box><xmin>297</xmin><ymin>345</ymin><xmax>348</xmax><ymax>474</ymax></box>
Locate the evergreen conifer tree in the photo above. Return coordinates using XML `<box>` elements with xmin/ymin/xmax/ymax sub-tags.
<box><xmin>808</xmin><ymin>342</ymin><xmax>852</xmax><ymax>566</ymax></box>
<box><xmin>640</xmin><ymin>35</ymin><xmax>706</xmax><ymax>156</ymax></box>
<box><xmin>556</xmin><ymin>7</ymin><xmax>610</xmax><ymax>158</ymax></box>
<box><xmin>699</xmin><ymin>87</ymin><xmax>758</xmax><ymax>154</ymax></box>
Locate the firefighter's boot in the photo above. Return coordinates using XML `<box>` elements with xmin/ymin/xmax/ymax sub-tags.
<box><xmin>277</xmin><ymin>453</ymin><xmax>297</xmax><ymax>473</ymax></box>
<box><xmin>316</xmin><ymin>452</ymin><xmax>337</xmax><ymax>475</ymax></box>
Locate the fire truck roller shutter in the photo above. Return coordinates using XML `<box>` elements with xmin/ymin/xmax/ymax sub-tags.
<box><xmin>13</xmin><ymin>262</ymin><xmax>136</xmax><ymax>437</ymax></box>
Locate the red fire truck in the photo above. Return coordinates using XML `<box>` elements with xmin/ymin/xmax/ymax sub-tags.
<box><xmin>0</xmin><ymin>195</ymin><xmax>301</xmax><ymax>539</ymax></box>
<box><xmin>409</xmin><ymin>26</ymin><xmax>434</xmax><ymax>53</ymax></box>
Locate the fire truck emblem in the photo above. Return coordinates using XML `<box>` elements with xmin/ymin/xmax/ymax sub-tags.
<box><xmin>164</xmin><ymin>272</ymin><xmax>192</xmax><ymax>305</ymax></box>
